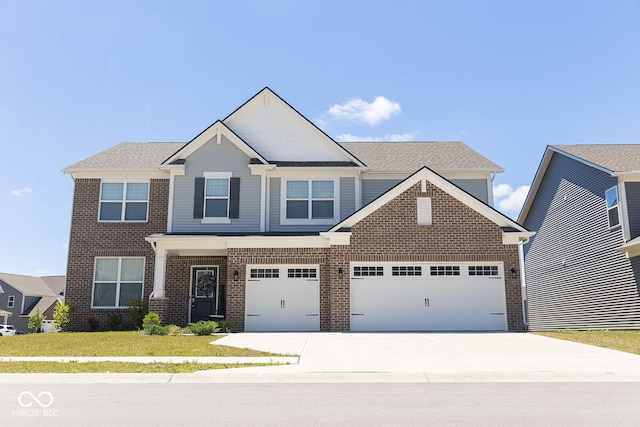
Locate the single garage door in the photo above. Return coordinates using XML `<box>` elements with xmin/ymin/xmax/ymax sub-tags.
<box><xmin>245</xmin><ymin>265</ymin><xmax>320</xmax><ymax>332</ymax></box>
<box><xmin>350</xmin><ymin>263</ymin><xmax>507</xmax><ymax>331</ymax></box>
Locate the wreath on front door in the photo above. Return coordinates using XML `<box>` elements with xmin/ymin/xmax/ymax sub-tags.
<box><xmin>197</xmin><ymin>273</ymin><xmax>216</xmax><ymax>296</ymax></box>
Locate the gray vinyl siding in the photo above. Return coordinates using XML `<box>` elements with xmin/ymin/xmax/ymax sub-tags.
<box><xmin>523</xmin><ymin>152</ymin><xmax>640</xmax><ymax>330</ymax></box>
<box><xmin>362</xmin><ymin>179</ymin><xmax>401</xmax><ymax>206</ymax></box>
<box><xmin>268</xmin><ymin>176</ymin><xmax>355</xmax><ymax>232</ymax></box>
<box><xmin>625</xmin><ymin>182</ymin><xmax>640</xmax><ymax>239</ymax></box>
<box><xmin>0</xmin><ymin>284</ymin><xmax>28</xmax><ymax>332</ymax></box>
<box><xmin>450</xmin><ymin>179</ymin><xmax>489</xmax><ymax>204</ymax></box>
<box><xmin>171</xmin><ymin>135</ymin><xmax>261</xmax><ymax>232</ymax></box>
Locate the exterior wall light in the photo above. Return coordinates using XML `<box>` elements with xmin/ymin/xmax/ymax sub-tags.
<box><xmin>233</xmin><ymin>270</ymin><xmax>239</xmax><ymax>281</ymax></box>
<box><xmin>338</xmin><ymin>267</ymin><xmax>343</xmax><ymax>279</ymax></box>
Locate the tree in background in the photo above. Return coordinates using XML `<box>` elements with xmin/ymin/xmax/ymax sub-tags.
<box><xmin>53</xmin><ymin>300</ymin><xmax>72</xmax><ymax>331</ymax></box>
<box><xmin>28</xmin><ymin>307</ymin><xmax>46</xmax><ymax>333</ymax></box>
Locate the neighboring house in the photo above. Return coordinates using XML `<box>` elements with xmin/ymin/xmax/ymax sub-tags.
<box><xmin>520</xmin><ymin>145</ymin><xmax>640</xmax><ymax>330</ymax></box>
<box><xmin>0</xmin><ymin>273</ymin><xmax>65</xmax><ymax>332</ymax></box>
<box><xmin>62</xmin><ymin>87</ymin><xmax>532</xmax><ymax>332</ymax></box>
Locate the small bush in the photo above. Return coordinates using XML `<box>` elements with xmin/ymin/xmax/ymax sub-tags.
<box><xmin>107</xmin><ymin>312</ymin><xmax>122</xmax><ymax>331</ymax></box>
<box><xmin>52</xmin><ymin>301</ymin><xmax>73</xmax><ymax>332</ymax></box>
<box><xmin>86</xmin><ymin>315</ymin><xmax>100</xmax><ymax>332</ymax></box>
<box><xmin>143</xmin><ymin>312</ymin><xmax>161</xmax><ymax>327</ymax></box>
<box><xmin>28</xmin><ymin>308</ymin><xmax>46</xmax><ymax>333</ymax></box>
<box><xmin>144</xmin><ymin>324</ymin><xmax>169</xmax><ymax>335</ymax></box>
<box><xmin>217</xmin><ymin>320</ymin><xmax>232</xmax><ymax>333</ymax></box>
<box><xmin>188</xmin><ymin>320</ymin><xmax>219</xmax><ymax>336</ymax></box>
<box><xmin>128</xmin><ymin>298</ymin><xmax>148</xmax><ymax>329</ymax></box>
<box><xmin>166</xmin><ymin>325</ymin><xmax>184</xmax><ymax>336</ymax></box>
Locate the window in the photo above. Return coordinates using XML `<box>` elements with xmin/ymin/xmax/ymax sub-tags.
<box><xmin>468</xmin><ymin>265</ymin><xmax>499</xmax><ymax>276</ymax></box>
<box><xmin>393</xmin><ymin>266</ymin><xmax>422</xmax><ymax>276</ymax></box>
<box><xmin>99</xmin><ymin>182</ymin><xmax>149</xmax><ymax>221</ymax></box>
<box><xmin>353</xmin><ymin>266</ymin><xmax>384</xmax><ymax>277</ymax></box>
<box><xmin>287</xmin><ymin>268</ymin><xmax>317</xmax><ymax>278</ymax></box>
<box><xmin>205</xmin><ymin>177</ymin><xmax>230</xmax><ymax>218</ymax></box>
<box><xmin>7</xmin><ymin>295</ymin><xmax>14</xmax><ymax>308</ymax></box>
<box><xmin>430</xmin><ymin>266</ymin><xmax>460</xmax><ymax>276</ymax></box>
<box><xmin>606</xmin><ymin>186</ymin><xmax>620</xmax><ymax>228</ymax></box>
<box><xmin>283</xmin><ymin>179</ymin><xmax>336</xmax><ymax>223</ymax></box>
<box><xmin>250</xmin><ymin>268</ymin><xmax>280</xmax><ymax>279</ymax></box>
<box><xmin>92</xmin><ymin>257</ymin><xmax>144</xmax><ymax>308</ymax></box>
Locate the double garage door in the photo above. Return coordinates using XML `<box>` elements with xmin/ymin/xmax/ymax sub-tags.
<box><xmin>244</xmin><ymin>262</ymin><xmax>507</xmax><ymax>332</ymax></box>
<box><xmin>350</xmin><ymin>263</ymin><xmax>508</xmax><ymax>331</ymax></box>
<box><xmin>245</xmin><ymin>265</ymin><xmax>320</xmax><ymax>332</ymax></box>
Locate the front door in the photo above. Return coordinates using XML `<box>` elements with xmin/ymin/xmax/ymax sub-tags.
<box><xmin>190</xmin><ymin>266</ymin><xmax>221</xmax><ymax>323</ymax></box>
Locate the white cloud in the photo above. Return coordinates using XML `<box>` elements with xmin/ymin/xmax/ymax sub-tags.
<box><xmin>326</xmin><ymin>96</ymin><xmax>401</xmax><ymax>126</ymax></box>
<box><xmin>336</xmin><ymin>132</ymin><xmax>417</xmax><ymax>142</ymax></box>
<box><xmin>493</xmin><ymin>184</ymin><xmax>530</xmax><ymax>217</ymax></box>
<box><xmin>10</xmin><ymin>187</ymin><xmax>33</xmax><ymax>196</ymax></box>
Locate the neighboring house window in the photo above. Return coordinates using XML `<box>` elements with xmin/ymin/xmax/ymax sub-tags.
<box><xmin>606</xmin><ymin>186</ymin><xmax>620</xmax><ymax>228</ymax></box>
<box><xmin>99</xmin><ymin>182</ymin><xmax>149</xmax><ymax>222</ymax></box>
<box><xmin>92</xmin><ymin>257</ymin><xmax>144</xmax><ymax>308</ymax></box>
<box><xmin>193</xmin><ymin>173</ymin><xmax>240</xmax><ymax>222</ymax></box>
<box><xmin>282</xmin><ymin>179</ymin><xmax>337</xmax><ymax>224</ymax></box>
<box><xmin>7</xmin><ymin>295</ymin><xmax>14</xmax><ymax>308</ymax></box>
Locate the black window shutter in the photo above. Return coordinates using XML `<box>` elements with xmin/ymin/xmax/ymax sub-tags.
<box><xmin>229</xmin><ymin>177</ymin><xmax>240</xmax><ymax>219</ymax></box>
<box><xmin>193</xmin><ymin>177</ymin><xmax>205</xmax><ymax>219</ymax></box>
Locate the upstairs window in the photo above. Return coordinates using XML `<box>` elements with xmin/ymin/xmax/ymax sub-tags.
<box><xmin>99</xmin><ymin>182</ymin><xmax>149</xmax><ymax>222</ymax></box>
<box><xmin>193</xmin><ymin>173</ymin><xmax>240</xmax><ymax>223</ymax></box>
<box><xmin>282</xmin><ymin>179</ymin><xmax>336</xmax><ymax>224</ymax></box>
<box><xmin>606</xmin><ymin>186</ymin><xmax>620</xmax><ymax>228</ymax></box>
<box><xmin>205</xmin><ymin>177</ymin><xmax>230</xmax><ymax>218</ymax></box>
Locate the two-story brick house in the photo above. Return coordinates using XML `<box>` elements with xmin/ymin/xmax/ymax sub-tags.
<box><xmin>62</xmin><ymin>88</ymin><xmax>533</xmax><ymax>332</ymax></box>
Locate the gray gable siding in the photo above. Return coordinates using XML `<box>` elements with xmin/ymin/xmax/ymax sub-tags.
<box><xmin>0</xmin><ymin>283</ymin><xmax>28</xmax><ymax>332</ymax></box>
<box><xmin>171</xmin><ymin>135</ymin><xmax>261</xmax><ymax>232</ymax></box>
<box><xmin>523</xmin><ymin>152</ymin><xmax>640</xmax><ymax>330</ymax></box>
<box><xmin>450</xmin><ymin>179</ymin><xmax>489</xmax><ymax>204</ymax></box>
<box><xmin>268</xmin><ymin>176</ymin><xmax>356</xmax><ymax>232</ymax></box>
<box><xmin>362</xmin><ymin>178</ymin><xmax>489</xmax><ymax>206</ymax></box>
<box><xmin>625</xmin><ymin>182</ymin><xmax>640</xmax><ymax>239</ymax></box>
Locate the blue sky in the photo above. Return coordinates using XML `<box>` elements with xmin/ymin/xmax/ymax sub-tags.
<box><xmin>1</xmin><ymin>0</ymin><xmax>640</xmax><ymax>276</ymax></box>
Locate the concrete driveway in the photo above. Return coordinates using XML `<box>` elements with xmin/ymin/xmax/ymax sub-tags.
<box><xmin>211</xmin><ymin>332</ymin><xmax>640</xmax><ymax>382</ymax></box>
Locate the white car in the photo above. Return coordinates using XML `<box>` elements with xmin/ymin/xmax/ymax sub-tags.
<box><xmin>0</xmin><ymin>325</ymin><xmax>16</xmax><ymax>336</ymax></box>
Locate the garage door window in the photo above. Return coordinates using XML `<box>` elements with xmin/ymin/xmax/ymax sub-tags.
<box><xmin>392</xmin><ymin>266</ymin><xmax>422</xmax><ymax>276</ymax></box>
<box><xmin>250</xmin><ymin>268</ymin><xmax>280</xmax><ymax>279</ymax></box>
<box><xmin>468</xmin><ymin>266</ymin><xmax>499</xmax><ymax>276</ymax></box>
<box><xmin>353</xmin><ymin>266</ymin><xmax>384</xmax><ymax>277</ymax></box>
<box><xmin>287</xmin><ymin>268</ymin><xmax>317</xmax><ymax>278</ymax></box>
<box><xmin>430</xmin><ymin>266</ymin><xmax>460</xmax><ymax>276</ymax></box>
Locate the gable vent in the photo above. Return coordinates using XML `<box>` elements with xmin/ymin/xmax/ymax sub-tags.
<box><xmin>417</xmin><ymin>197</ymin><xmax>432</xmax><ymax>226</ymax></box>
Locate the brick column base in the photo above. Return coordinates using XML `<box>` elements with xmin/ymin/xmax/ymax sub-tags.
<box><xmin>149</xmin><ymin>297</ymin><xmax>169</xmax><ymax>325</ymax></box>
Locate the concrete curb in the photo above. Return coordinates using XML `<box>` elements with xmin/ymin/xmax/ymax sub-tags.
<box><xmin>0</xmin><ymin>356</ymin><xmax>298</xmax><ymax>364</ymax></box>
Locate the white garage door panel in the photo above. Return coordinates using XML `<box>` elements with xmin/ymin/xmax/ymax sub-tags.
<box><xmin>245</xmin><ymin>266</ymin><xmax>320</xmax><ymax>332</ymax></box>
<box><xmin>350</xmin><ymin>264</ymin><xmax>507</xmax><ymax>332</ymax></box>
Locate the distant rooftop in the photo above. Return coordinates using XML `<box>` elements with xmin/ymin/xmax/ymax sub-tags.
<box><xmin>552</xmin><ymin>144</ymin><xmax>640</xmax><ymax>173</ymax></box>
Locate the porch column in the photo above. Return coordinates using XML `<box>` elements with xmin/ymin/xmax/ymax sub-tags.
<box><xmin>152</xmin><ymin>247</ymin><xmax>167</xmax><ymax>298</ymax></box>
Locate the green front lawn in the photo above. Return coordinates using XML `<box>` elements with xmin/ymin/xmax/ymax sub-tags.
<box><xmin>533</xmin><ymin>330</ymin><xmax>640</xmax><ymax>355</ymax></box>
<box><xmin>0</xmin><ymin>331</ymin><xmax>280</xmax><ymax>357</ymax></box>
<box><xmin>0</xmin><ymin>361</ymin><xmax>272</xmax><ymax>373</ymax></box>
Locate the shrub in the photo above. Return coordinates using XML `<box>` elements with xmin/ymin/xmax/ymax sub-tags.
<box><xmin>52</xmin><ymin>301</ymin><xmax>72</xmax><ymax>332</ymax></box>
<box><xmin>188</xmin><ymin>320</ymin><xmax>219</xmax><ymax>336</ymax></box>
<box><xmin>28</xmin><ymin>308</ymin><xmax>46</xmax><ymax>333</ymax></box>
<box><xmin>143</xmin><ymin>312</ymin><xmax>161</xmax><ymax>327</ymax></box>
<box><xmin>217</xmin><ymin>320</ymin><xmax>232</xmax><ymax>333</ymax></box>
<box><xmin>107</xmin><ymin>312</ymin><xmax>123</xmax><ymax>331</ymax></box>
<box><xmin>86</xmin><ymin>315</ymin><xmax>100</xmax><ymax>332</ymax></box>
<box><xmin>144</xmin><ymin>324</ymin><xmax>169</xmax><ymax>335</ymax></box>
<box><xmin>166</xmin><ymin>325</ymin><xmax>185</xmax><ymax>336</ymax></box>
<box><xmin>128</xmin><ymin>298</ymin><xmax>148</xmax><ymax>329</ymax></box>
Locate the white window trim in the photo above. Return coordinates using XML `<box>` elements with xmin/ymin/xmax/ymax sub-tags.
<box><xmin>98</xmin><ymin>180</ymin><xmax>150</xmax><ymax>223</ymax></box>
<box><xmin>280</xmin><ymin>177</ymin><xmax>339</xmax><ymax>225</ymax></box>
<box><xmin>606</xmin><ymin>186</ymin><xmax>621</xmax><ymax>229</ymax></box>
<box><xmin>202</xmin><ymin>172</ymin><xmax>232</xmax><ymax>224</ymax></box>
<box><xmin>7</xmin><ymin>295</ymin><xmax>14</xmax><ymax>308</ymax></box>
<box><xmin>91</xmin><ymin>257</ymin><xmax>145</xmax><ymax>309</ymax></box>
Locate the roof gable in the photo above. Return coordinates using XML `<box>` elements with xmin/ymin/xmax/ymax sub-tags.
<box><xmin>223</xmin><ymin>87</ymin><xmax>364</xmax><ymax>165</ymax></box>
<box><xmin>329</xmin><ymin>167</ymin><xmax>530</xmax><ymax>238</ymax></box>
<box><xmin>162</xmin><ymin>120</ymin><xmax>267</xmax><ymax>165</ymax></box>
<box><xmin>0</xmin><ymin>273</ymin><xmax>65</xmax><ymax>296</ymax></box>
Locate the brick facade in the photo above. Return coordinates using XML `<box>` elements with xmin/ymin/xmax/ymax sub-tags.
<box><xmin>64</xmin><ymin>178</ymin><xmax>169</xmax><ymax>330</ymax></box>
<box><xmin>66</xmin><ymin>177</ymin><xmax>524</xmax><ymax>332</ymax></box>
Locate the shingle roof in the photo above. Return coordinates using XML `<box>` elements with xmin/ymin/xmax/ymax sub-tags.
<box><xmin>62</xmin><ymin>142</ymin><xmax>185</xmax><ymax>172</ymax></box>
<box><xmin>0</xmin><ymin>273</ymin><xmax>65</xmax><ymax>296</ymax></box>
<box><xmin>338</xmin><ymin>141</ymin><xmax>504</xmax><ymax>172</ymax></box>
<box><xmin>62</xmin><ymin>141</ymin><xmax>502</xmax><ymax>173</ymax></box>
<box><xmin>552</xmin><ymin>144</ymin><xmax>640</xmax><ymax>173</ymax></box>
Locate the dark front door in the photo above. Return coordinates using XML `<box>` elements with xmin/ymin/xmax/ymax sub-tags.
<box><xmin>191</xmin><ymin>266</ymin><xmax>219</xmax><ymax>323</ymax></box>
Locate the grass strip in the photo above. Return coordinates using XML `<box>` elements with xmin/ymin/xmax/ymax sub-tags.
<box><xmin>0</xmin><ymin>361</ymin><xmax>273</xmax><ymax>373</ymax></box>
<box><xmin>533</xmin><ymin>330</ymin><xmax>640</xmax><ymax>355</ymax></box>
<box><xmin>0</xmin><ymin>331</ymin><xmax>281</xmax><ymax>357</ymax></box>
